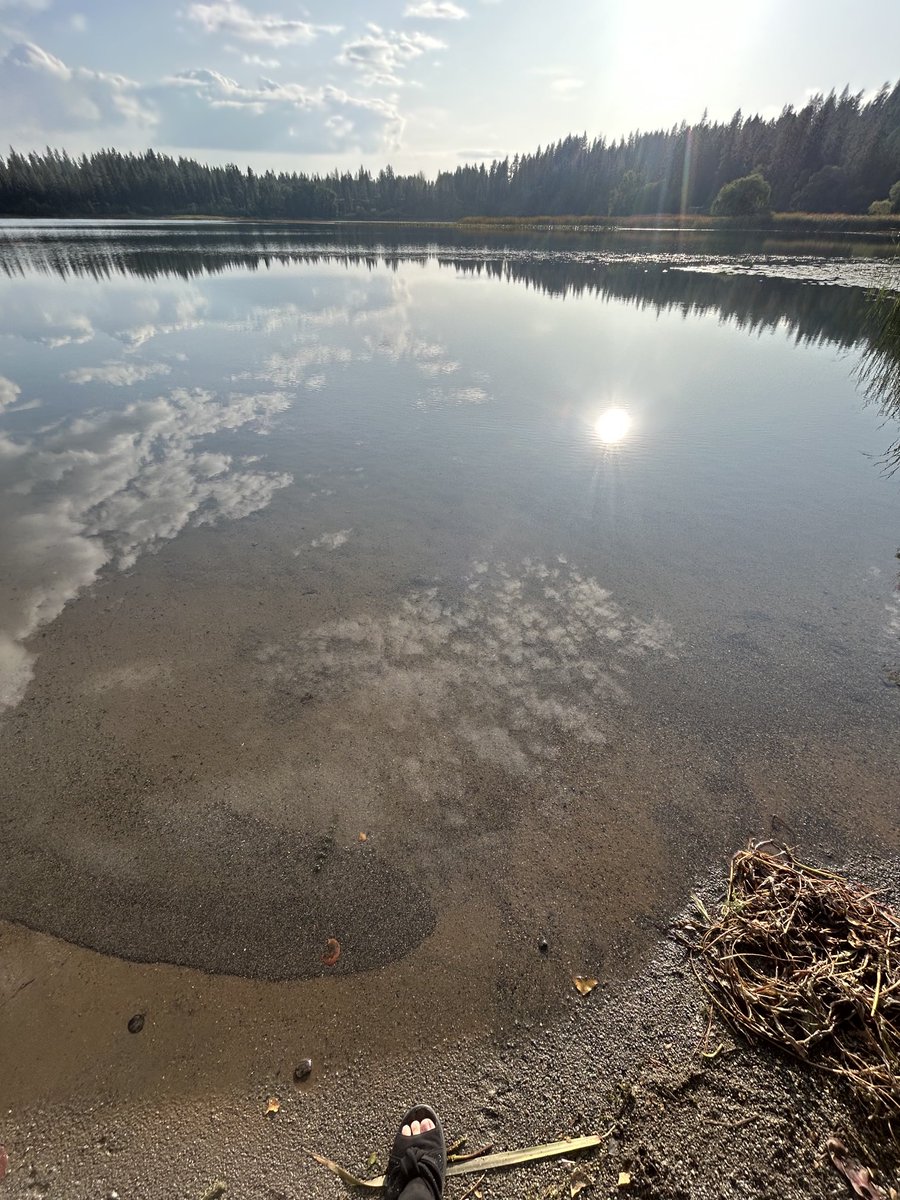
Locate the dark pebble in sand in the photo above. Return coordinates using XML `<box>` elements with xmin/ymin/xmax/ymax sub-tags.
<box><xmin>294</xmin><ymin>1059</ymin><xmax>313</xmax><ymax>1083</ymax></box>
<box><xmin>538</xmin><ymin>936</ymin><xmax>549</xmax><ymax>954</ymax></box>
<box><xmin>127</xmin><ymin>1013</ymin><xmax>145</xmax><ymax>1034</ymax></box>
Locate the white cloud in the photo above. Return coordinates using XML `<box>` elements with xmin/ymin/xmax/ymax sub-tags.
<box><xmin>241</xmin><ymin>52</ymin><xmax>280</xmax><ymax>68</ymax></box>
<box><xmin>0</xmin><ymin>42</ymin><xmax>152</xmax><ymax>135</ymax></box>
<box><xmin>550</xmin><ymin>76</ymin><xmax>584</xmax><ymax>95</ymax></box>
<box><xmin>153</xmin><ymin>67</ymin><xmax>403</xmax><ymax>151</ymax></box>
<box><xmin>404</xmin><ymin>1</ymin><xmax>468</xmax><ymax>18</ymax></box>
<box><xmin>0</xmin><ymin>386</ymin><xmax>293</xmax><ymax>713</ymax></box>
<box><xmin>64</xmin><ymin>361</ymin><xmax>172</xmax><ymax>387</ymax></box>
<box><xmin>187</xmin><ymin>1</ymin><xmax>340</xmax><ymax>47</ymax></box>
<box><xmin>0</xmin><ymin>39</ymin><xmax>400</xmax><ymax>153</ymax></box>
<box><xmin>338</xmin><ymin>24</ymin><xmax>445</xmax><ymax>86</ymax></box>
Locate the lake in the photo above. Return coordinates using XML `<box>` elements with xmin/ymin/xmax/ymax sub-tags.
<box><xmin>0</xmin><ymin>221</ymin><xmax>898</xmax><ymax>1043</ymax></box>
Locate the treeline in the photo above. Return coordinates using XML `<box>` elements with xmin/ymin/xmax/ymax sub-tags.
<box><xmin>2</xmin><ymin>83</ymin><xmax>900</xmax><ymax>219</ymax></box>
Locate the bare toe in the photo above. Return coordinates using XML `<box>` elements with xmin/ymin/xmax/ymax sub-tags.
<box><xmin>402</xmin><ymin>1124</ymin><xmax>411</xmax><ymax>1136</ymax></box>
<box><xmin>420</xmin><ymin>1118</ymin><xmax>434</xmax><ymax>1133</ymax></box>
<box><xmin>411</xmin><ymin>1119</ymin><xmax>421</xmax><ymax>1136</ymax></box>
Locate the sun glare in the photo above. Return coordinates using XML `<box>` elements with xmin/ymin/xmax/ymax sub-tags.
<box><xmin>594</xmin><ymin>406</ymin><xmax>633</xmax><ymax>445</ymax></box>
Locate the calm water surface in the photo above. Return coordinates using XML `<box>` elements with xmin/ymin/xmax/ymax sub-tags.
<box><xmin>0</xmin><ymin>222</ymin><xmax>898</xmax><ymax>1012</ymax></box>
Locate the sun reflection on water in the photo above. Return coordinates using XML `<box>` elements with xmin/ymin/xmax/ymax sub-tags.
<box><xmin>594</xmin><ymin>406</ymin><xmax>633</xmax><ymax>445</ymax></box>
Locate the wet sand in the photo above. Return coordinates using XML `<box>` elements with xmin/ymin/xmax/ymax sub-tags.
<box><xmin>2</xmin><ymin>851</ymin><xmax>899</xmax><ymax>1199</ymax></box>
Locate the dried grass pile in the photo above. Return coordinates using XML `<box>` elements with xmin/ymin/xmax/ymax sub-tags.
<box><xmin>682</xmin><ymin>843</ymin><xmax>900</xmax><ymax>1122</ymax></box>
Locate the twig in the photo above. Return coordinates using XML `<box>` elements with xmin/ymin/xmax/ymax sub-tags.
<box><xmin>458</xmin><ymin>1173</ymin><xmax>487</xmax><ymax>1200</ymax></box>
<box><xmin>450</xmin><ymin>1143</ymin><xmax>495</xmax><ymax>1163</ymax></box>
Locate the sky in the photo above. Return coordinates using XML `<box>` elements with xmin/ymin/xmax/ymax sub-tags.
<box><xmin>1</xmin><ymin>0</ymin><xmax>898</xmax><ymax>178</ymax></box>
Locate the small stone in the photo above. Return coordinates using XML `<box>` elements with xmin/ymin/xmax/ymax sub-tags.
<box><xmin>537</xmin><ymin>936</ymin><xmax>549</xmax><ymax>955</ymax></box>
<box><xmin>293</xmin><ymin>1058</ymin><xmax>313</xmax><ymax>1083</ymax></box>
<box><xmin>127</xmin><ymin>1013</ymin><xmax>145</xmax><ymax>1034</ymax></box>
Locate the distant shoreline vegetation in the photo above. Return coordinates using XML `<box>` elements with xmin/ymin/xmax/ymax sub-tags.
<box><xmin>456</xmin><ymin>212</ymin><xmax>900</xmax><ymax>234</ymax></box>
<box><xmin>2</xmin><ymin>84</ymin><xmax>899</xmax><ymax>223</ymax></box>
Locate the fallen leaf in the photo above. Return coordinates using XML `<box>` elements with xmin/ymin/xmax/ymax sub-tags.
<box><xmin>265</xmin><ymin>1097</ymin><xmax>280</xmax><ymax>1115</ymax></box>
<box><xmin>322</xmin><ymin>937</ymin><xmax>341</xmax><ymax>967</ymax></box>
<box><xmin>617</xmin><ymin>1172</ymin><xmax>631</xmax><ymax>1188</ymax></box>
<box><xmin>366</xmin><ymin>1151</ymin><xmax>380</xmax><ymax>1170</ymax></box>
<box><xmin>200</xmin><ymin>1183</ymin><xmax>227</xmax><ymax>1200</ymax></box>
<box><xmin>569</xmin><ymin>1165</ymin><xmax>593</xmax><ymax>1197</ymax></box>
<box><xmin>572</xmin><ymin>975</ymin><xmax>598</xmax><ymax>996</ymax></box>
<box><xmin>358</xmin><ymin>832</ymin><xmax>367</xmax><ymax>842</ymax></box>
<box><xmin>827</xmin><ymin>1137</ymin><xmax>890</xmax><ymax>1200</ymax></box>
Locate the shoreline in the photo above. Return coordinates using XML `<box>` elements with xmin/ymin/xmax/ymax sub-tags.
<box><xmin>2</xmin><ymin>849</ymin><xmax>898</xmax><ymax>1199</ymax></box>
<box><xmin>1</xmin><ymin>211</ymin><xmax>899</xmax><ymax>239</ymax></box>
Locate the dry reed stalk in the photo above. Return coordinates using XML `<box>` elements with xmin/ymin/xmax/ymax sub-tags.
<box><xmin>680</xmin><ymin>843</ymin><xmax>900</xmax><ymax>1123</ymax></box>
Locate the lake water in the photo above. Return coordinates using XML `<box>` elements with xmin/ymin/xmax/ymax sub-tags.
<box><xmin>0</xmin><ymin>222</ymin><xmax>898</xmax><ymax>1028</ymax></box>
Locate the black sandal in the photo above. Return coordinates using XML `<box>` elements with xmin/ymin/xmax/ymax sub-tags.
<box><xmin>383</xmin><ymin>1104</ymin><xmax>446</xmax><ymax>1200</ymax></box>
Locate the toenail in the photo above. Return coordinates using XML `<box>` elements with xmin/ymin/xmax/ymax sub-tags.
<box><xmin>402</xmin><ymin>1125</ymin><xmax>411</xmax><ymax>1136</ymax></box>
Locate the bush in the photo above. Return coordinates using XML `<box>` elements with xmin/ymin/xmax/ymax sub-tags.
<box><xmin>869</xmin><ymin>199</ymin><xmax>892</xmax><ymax>215</ymax></box>
<box><xmin>711</xmin><ymin>172</ymin><xmax>772</xmax><ymax>218</ymax></box>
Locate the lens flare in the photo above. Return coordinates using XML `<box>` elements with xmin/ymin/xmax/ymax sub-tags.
<box><xmin>594</xmin><ymin>407</ymin><xmax>632</xmax><ymax>445</ymax></box>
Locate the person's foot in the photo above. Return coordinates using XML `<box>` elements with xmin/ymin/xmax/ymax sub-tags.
<box><xmin>383</xmin><ymin>1104</ymin><xmax>446</xmax><ymax>1200</ymax></box>
<box><xmin>401</xmin><ymin>1117</ymin><xmax>435</xmax><ymax>1138</ymax></box>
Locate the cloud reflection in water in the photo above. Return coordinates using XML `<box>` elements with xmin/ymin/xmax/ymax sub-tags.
<box><xmin>0</xmin><ymin>383</ymin><xmax>293</xmax><ymax>713</ymax></box>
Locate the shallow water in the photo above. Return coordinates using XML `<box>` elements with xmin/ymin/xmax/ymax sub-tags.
<box><xmin>0</xmin><ymin>223</ymin><xmax>898</xmax><ymax>1008</ymax></box>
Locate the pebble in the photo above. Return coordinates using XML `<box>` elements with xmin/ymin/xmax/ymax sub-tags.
<box><xmin>294</xmin><ymin>1059</ymin><xmax>313</xmax><ymax>1083</ymax></box>
<box><xmin>127</xmin><ymin>1014</ymin><xmax>145</xmax><ymax>1034</ymax></box>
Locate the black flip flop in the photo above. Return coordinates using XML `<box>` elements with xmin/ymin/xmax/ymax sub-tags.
<box><xmin>383</xmin><ymin>1104</ymin><xmax>446</xmax><ymax>1200</ymax></box>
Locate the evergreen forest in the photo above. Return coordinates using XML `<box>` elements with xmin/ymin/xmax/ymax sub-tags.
<box><xmin>2</xmin><ymin>83</ymin><xmax>900</xmax><ymax>220</ymax></box>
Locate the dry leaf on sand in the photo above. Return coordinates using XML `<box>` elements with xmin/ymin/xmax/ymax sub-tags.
<box><xmin>322</xmin><ymin>938</ymin><xmax>341</xmax><ymax>967</ymax></box>
<box><xmin>573</xmin><ymin>975</ymin><xmax>598</xmax><ymax>996</ymax></box>
<box><xmin>827</xmin><ymin>1137</ymin><xmax>894</xmax><ymax>1200</ymax></box>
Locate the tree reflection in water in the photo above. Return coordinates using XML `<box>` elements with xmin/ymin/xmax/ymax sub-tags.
<box><xmin>856</xmin><ymin>285</ymin><xmax>900</xmax><ymax>476</ymax></box>
<box><xmin>856</xmin><ymin>278</ymin><xmax>900</xmax><ymax>685</ymax></box>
